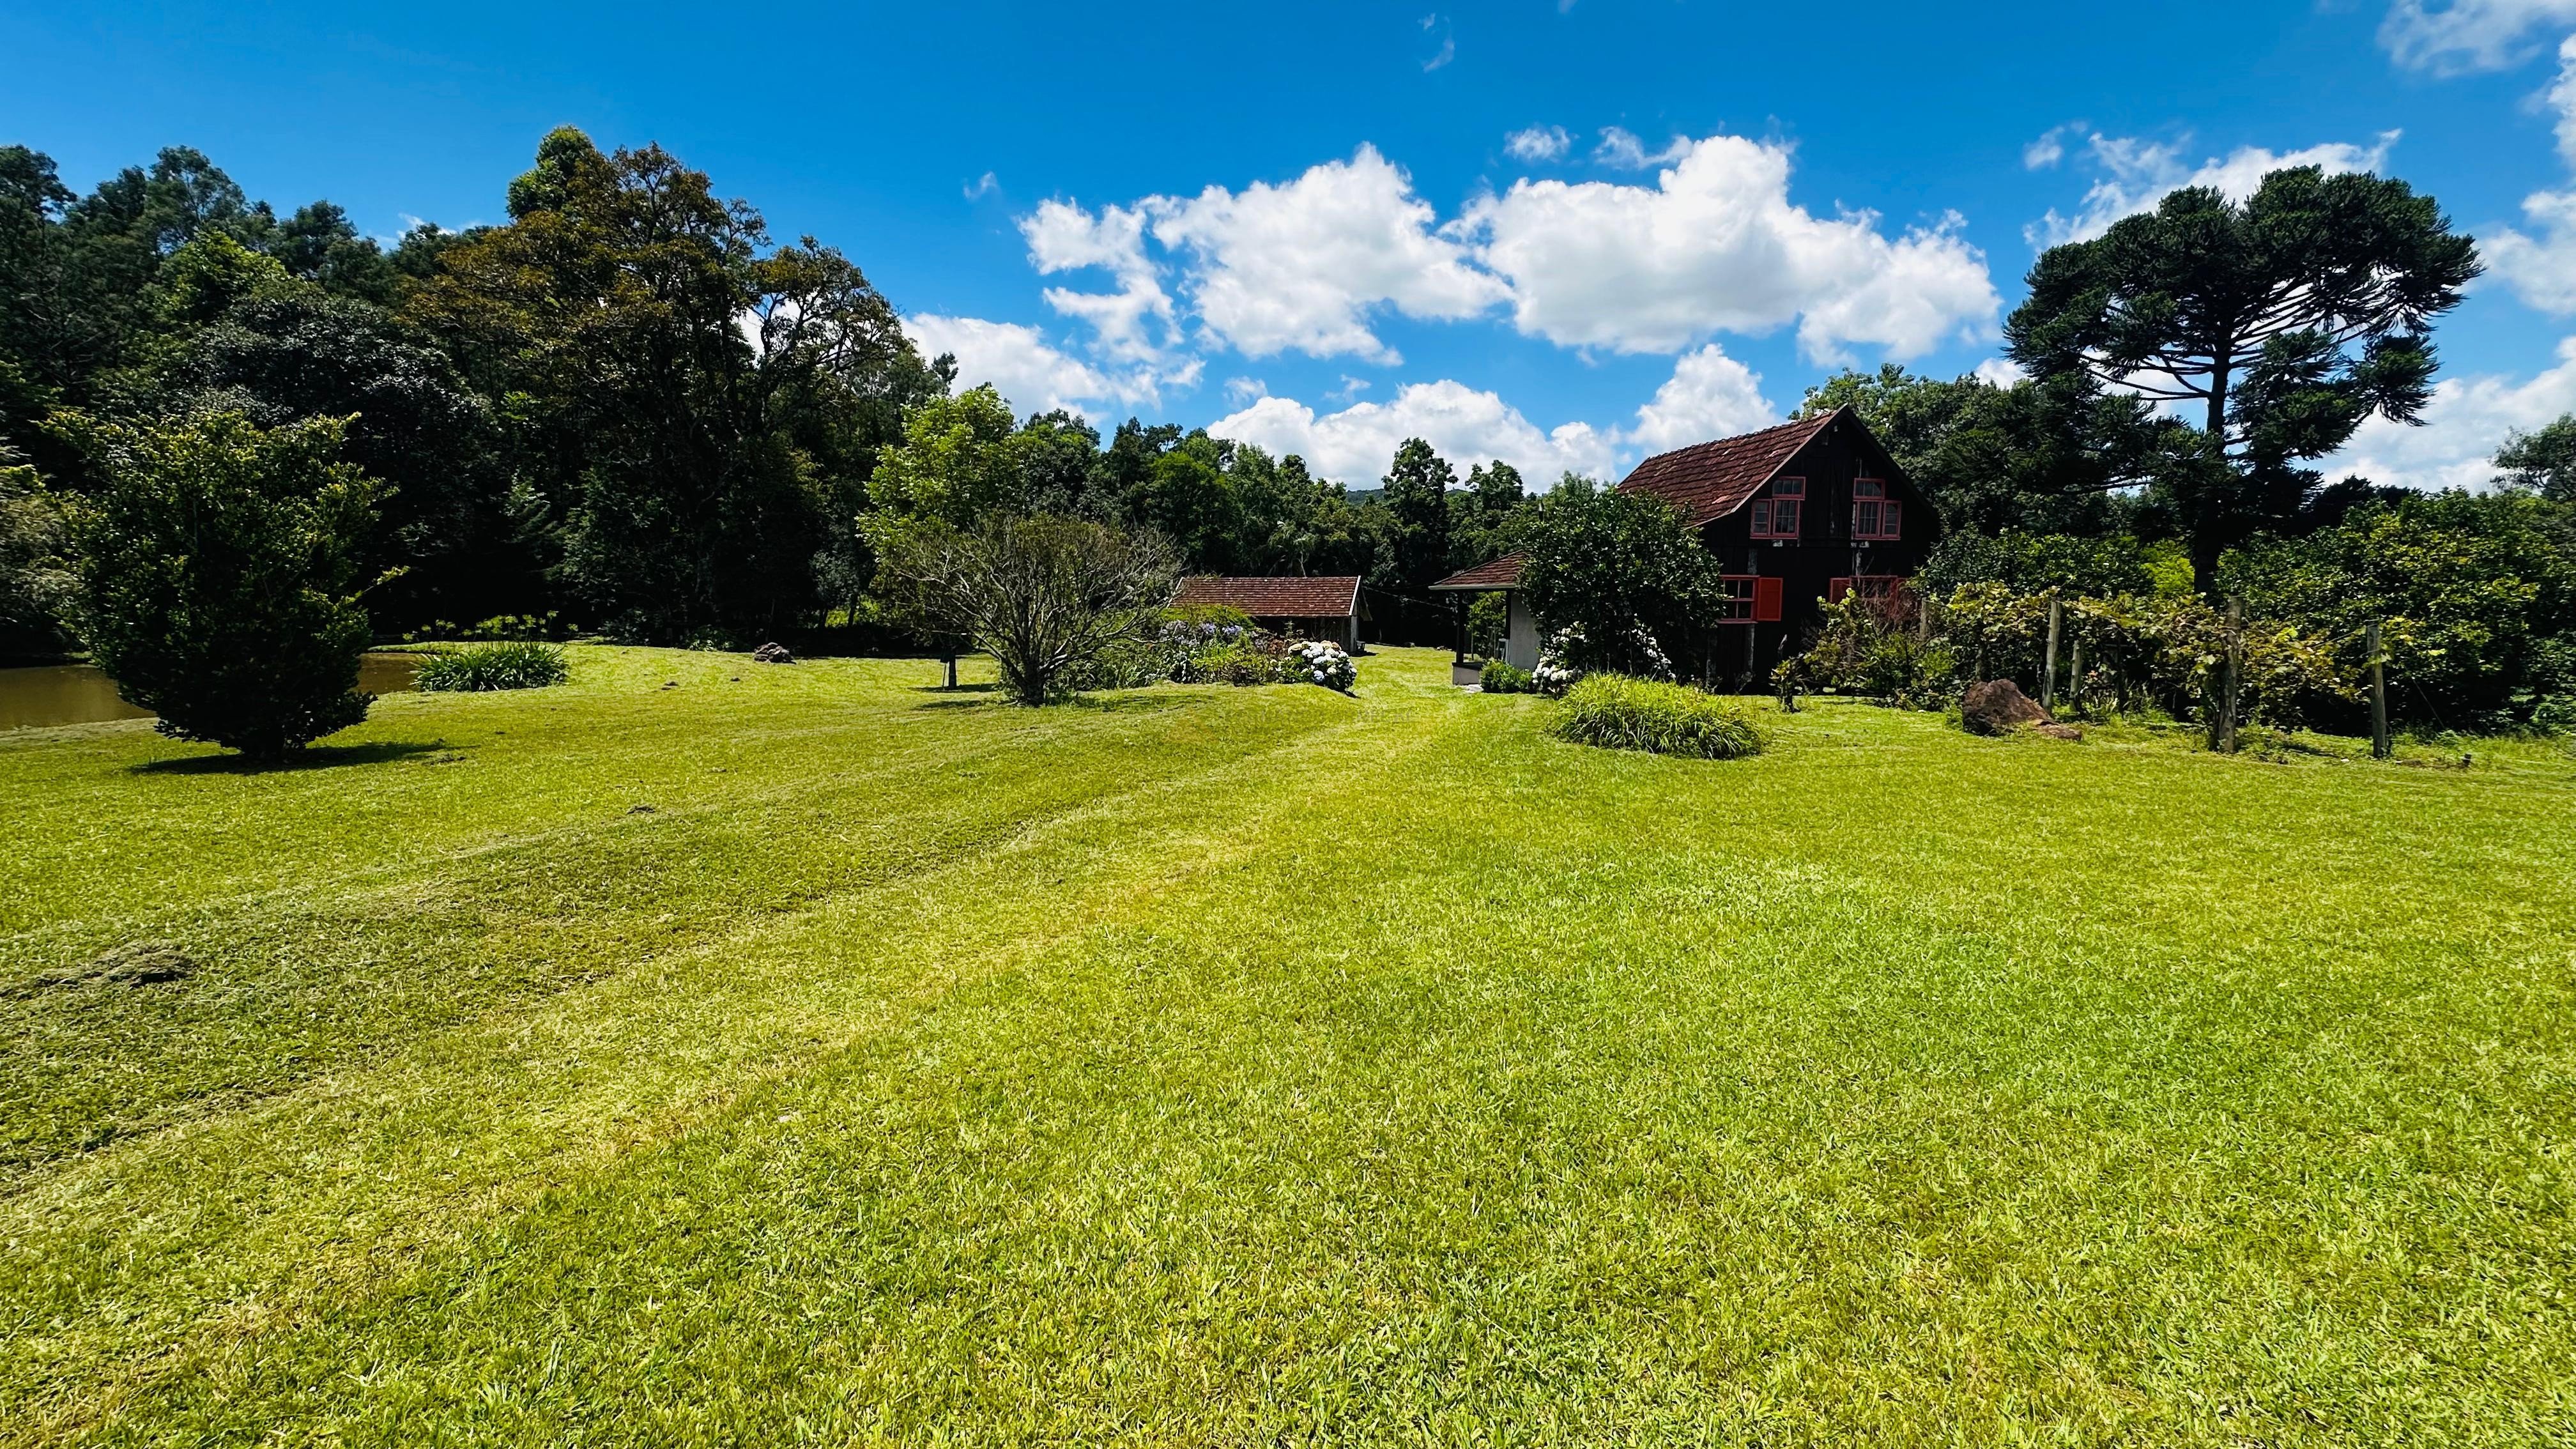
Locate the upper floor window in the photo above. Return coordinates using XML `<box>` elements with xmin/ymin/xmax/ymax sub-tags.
<box><xmin>1750</xmin><ymin>477</ymin><xmax>1804</xmax><ymax>539</ymax></box>
<box><xmin>1852</xmin><ymin>479</ymin><xmax>1901</xmax><ymax>541</ymax></box>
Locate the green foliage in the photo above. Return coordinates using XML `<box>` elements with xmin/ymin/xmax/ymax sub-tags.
<box><xmin>414</xmin><ymin>640</ymin><xmax>569</xmax><ymax>692</ymax></box>
<box><xmin>2493</xmin><ymin>415</ymin><xmax>2576</xmax><ymax>502</ymax></box>
<box><xmin>0</xmin><ymin>443</ymin><xmax>73</xmax><ymax>650</ymax></box>
<box><xmin>1464</xmin><ymin>591</ymin><xmax>1508</xmax><ymax>657</ymax></box>
<box><xmin>1517</xmin><ymin>479</ymin><xmax>1719</xmax><ymax>676</ymax></box>
<box><xmin>2008</xmin><ymin>166</ymin><xmax>2481</xmax><ymax>581</ymax></box>
<box><xmin>1920</xmin><ymin>529</ymin><xmax>2193</xmax><ymax>599</ymax></box>
<box><xmin>410</xmin><ymin>129</ymin><xmax>937</xmax><ymax>644</ymax></box>
<box><xmin>866</xmin><ymin>512</ymin><xmax>1179</xmax><ymax>705</ymax></box>
<box><xmin>1382</xmin><ymin>437</ymin><xmax>1455</xmax><ymax>590</ymax></box>
<box><xmin>2221</xmin><ymin>490</ymin><xmax>2576</xmax><ymax>728</ymax></box>
<box><xmin>1479</xmin><ymin>659</ymin><xmax>1535</xmax><ymax>694</ymax></box>
<box><xmin>1549</xmin><ymin>672</ymin><xmax>1766</xmax><ymax>758</ymax></box>
<box><xmin>1788</xmin><ymin>589</ymin><xmax>1957</xmax><ymax>709</ymax></box>
<box><xmin>68</xmin><ymin>411</ymin><xmax>383</xmax><ymax>758</ymax></box>
<box><xmin>1164</xmin><ymin>602</ymin><xmax>1255</xmax><ymax>631</ymax></box>
<box><xmin>1943</xmin><ymin>583</ymin><xmax>2354</xmax><ymax>728</ymax></box>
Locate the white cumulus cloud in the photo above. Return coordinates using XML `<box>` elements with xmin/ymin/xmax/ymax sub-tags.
<box><xmin>1210</xmin><ymin>380</ymin><xmax>1616</xmax><ymax>484</ymax></box>
<box><xmin>903</xmin><ymin>314</ymin><xmax>1172</xmax><ymax>420</ymax></box>
<box><xmin>1504</xmin><ymin>125</ymin><xmax>1572</xmax><ymax>162</ymax></box>
<box><xmin>1591</xmin><ymin>126</ymin><xmax>1692</xmax><ymax>170</ymax></box>
<box><xmin>2327</xmin><ymin>335</ymin><xmax>2576</xmax><ymax>489</ymax></box>
<box><xmin>2381</xmin><ymin>0</ymin><xmax>2576</xmax><ymax>74</ymax></box>
<box><xmin>2028</xmin><ymin>131</ymin><xmax>2401</xmax><ymax>246</ymax></box>
<box><xmin>1208</xmin><ymin>344</ymin><xmax>1780</xmax><ymax>486</ymax></box>
<box><xmin>1624</xmin><ymin>345</ymin><xmax>1781</xmax><ymax>454</ymax></box>
<box><xmin>2481</xmin><ymin>37</ymin><xmax>2576</xmax><ymax>312</ymax></box>
<box><xmin>1147</xmin><ymin>144</ymin><xmax>1510</xmax><ymax>364</ymax></box>
<box><xmin>1463</xmin><ymin>133</ymin><xmax>1999</xmax><ymax>362</ymax></box>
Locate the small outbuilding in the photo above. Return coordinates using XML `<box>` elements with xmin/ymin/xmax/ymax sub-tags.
<box><xmin>1172</xmin><ymin>575</ymin><xmax>1365</xmax><ymax>651</ymax></box>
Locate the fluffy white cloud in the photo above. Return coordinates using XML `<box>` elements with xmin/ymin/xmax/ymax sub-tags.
<box><xmin>1591</xmin><ymin>127</ymin><xmax>1691</xmax><ymax>170</ymax></box>
<box><xmin>1210</xmin><ymin>380</ymin><xmax>1616</xmax><ymax>483</ymax></box>
<box><xmin>1208</xmin><ymin>344</ymin><xmax>1780</xmax><ymax>485</ymax></box>
<box><xmin>1973</xmin><ymin>356</ymin><xmax>2028</xmax><ymax>387</ymax></box>
<box><xmin>1464</xmin><ymin>134</ymin><xmax>1999</xmax><ymax>361</ymax></box>
<box><xmin>2326</xmin><ymin>337</ymin><xmax>2576</xmax><ymax>489</ymax></box>
<box><xmin>1020</xmin><ymin>199</ymin><xmax>1176</xmax><ymax>365</ymax></box>
<box><xmin>2482</xmin><ymin>38</ymin><xmax>2576</xmax><ymax>312</ymax></box>
<box><xmin>1503</xmin><ymin>125</ymin><xmax>1572</xmax><ymax>162</ymax></box>
<box><xmin>1624</xmin><ymin>345</ymin><xmax>1780</xmax><ymax>454</ymax></box>
<box><xmin>2023</xmin><ymin>124</ymin><xmax>2080</xmax><ymax>171</ymax></box>
<box><xmin>2381</xmin><ymin>0</ymin><xmax>2576</xmax><ymax>73</ymax></box>
<box><xmin>903</xmin><ymin>314</ymin><xmax>1174</xmax><ymax>419</ymax></box>
<box><xmin>2028</xmin><ymin>132</ymin><xmax>2400</xmax><ymax>246</ymax></box>
<box><xmin>1147</xmin><ymin>145</ymin><xmax>1510</xmax><ymax>363</ymax></box>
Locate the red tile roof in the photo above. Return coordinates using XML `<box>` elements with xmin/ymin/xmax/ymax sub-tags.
<box><xmin>1174</xmin><ymin>574</ymin><xmax>1361</xmax><ymax>618</ymax></box>
<box><xmin>1429</xmin><ymin>554</ymin><xmax>1525</xmax><ymax>591</ymax></box>
<box><xmin>1616</xmin><ymin>409</ymin><xmax>1840</xmax><ymax>526</ymax></box>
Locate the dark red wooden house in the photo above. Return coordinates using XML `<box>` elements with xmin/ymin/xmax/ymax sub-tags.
<box><xmin>1431</xmin><ymin>406</ymin><xmax>1937</xmax><ymax>687</ymax></box>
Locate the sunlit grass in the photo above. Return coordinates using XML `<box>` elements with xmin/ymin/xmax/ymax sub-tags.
<box><xmin>3</xmin><ymin>647</ymin><xmax>2571</xmax><ymax>1444</ymax></box>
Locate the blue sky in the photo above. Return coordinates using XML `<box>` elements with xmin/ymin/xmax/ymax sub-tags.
<box><xmin>13</xmin><ymin>1</ymin><xmax>2576</xmax><ymax>489</ymax></box>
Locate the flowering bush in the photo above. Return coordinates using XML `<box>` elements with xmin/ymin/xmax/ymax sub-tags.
<box><xmin>1533</xmin><ymin>631</ymin><xmax>1583</xmax><ymax>697</ymax></box>
<box><xmin>1286</xmin><ymin>638</ymin><xmax>1356</xmax><ymax>691</ymax></box>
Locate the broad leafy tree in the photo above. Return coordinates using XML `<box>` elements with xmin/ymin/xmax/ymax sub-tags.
<box><xmin>2007</xmin><ymin>166</ymin><xmax>2479</xmax><ymax>582</ymax></box>
<box><xmin>1381</xmin><ymin>438</ymin><xmax>1454</xmax><ymax>592</ymax></box>
<box><xmin>69</xmin><ymin>412</ymin><xmax>384</xmax><ymax>760</ymax></box>
<box><xmin>409</xmin><ymin>128</ymin><xmax>936</xmax><ymax>642</ymax></box>
<box><xmin>1517</xmin><ymin>478</ymin><xmax>1722</xmax><ymax>677</ymax></box>
<box><xmin>2495</xmin><ymin>415</ymin><xmax>2576</xmax><ymax>502</ymax></box>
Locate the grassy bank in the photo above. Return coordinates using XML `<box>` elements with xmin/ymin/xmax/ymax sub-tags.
<box><xmin>4</xmin><ymin>647</ymin><xmax>2573</xmax><ymax>1444</ymax></box>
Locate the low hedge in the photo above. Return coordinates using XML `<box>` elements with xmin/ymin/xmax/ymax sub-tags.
<box><xmin>415</xmin><ymin>641</ymin><xmax>571</xmax><ymax>693</ymax></box>
<box><xmin>1548</xmin><ymin>673</ymin><xmax>1765</xmax><ymax>759</ymax></box>
<box><xmin>1480</xmin><ymin>660</ymin><xmax>1535</xmax><ymax>694</ymax></box>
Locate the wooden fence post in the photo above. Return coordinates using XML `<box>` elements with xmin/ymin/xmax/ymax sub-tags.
<box><xmin>2216</xmin><ymin>597</ymin><xmax>2242</xmax><ymax>755</ymax></box>
<box><xmin>2042</xmin><ymin>597</ymin><xmax>2062</xmax><ymax>710</ymax></box>
<box><xmin>2068</xmin><ymin>639</ymin><xmax>2085</xmax><ymax>716</ymax></box>
<box><xmin>1917</xmin><ymin>591</ymin><xmax>1932</xmax><ymax>643</ymax></box>
<box><xmin>2367</xmin><ymin>619</ymin><xmax>2390</xmax><ymax>760</ymax></box>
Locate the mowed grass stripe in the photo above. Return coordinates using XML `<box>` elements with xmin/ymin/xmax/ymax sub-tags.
<box><xmin>5</xmin><ymin>650</ymin><xmax>2573</xmax><ymax>1443</ymax></box>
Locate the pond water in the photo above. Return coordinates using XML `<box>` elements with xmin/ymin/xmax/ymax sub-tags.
<box><xmin>0</xmin><ymin>654</ymin><xmax>423</xmax><ymax>732</ymax></box>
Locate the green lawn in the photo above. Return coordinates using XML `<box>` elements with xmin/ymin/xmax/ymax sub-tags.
<box><xmin>3</xmin><ymin>645</ymin><xmax>2573</xmax><ymax>1445</ymax></box>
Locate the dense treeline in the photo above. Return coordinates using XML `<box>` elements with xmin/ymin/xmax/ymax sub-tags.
<box><xmin>0</xmin><ymin>130</ymin><xmax>1532</xmax><ymax>659</ymax></box>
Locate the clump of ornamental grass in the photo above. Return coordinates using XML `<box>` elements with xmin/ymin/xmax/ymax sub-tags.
<box><xmin>1548</xmin><ymin>672</ymin><xmax>1765</xmax><ymax>759</ymax></box>
<box><xmin>415</xmin><ymin>640</ymin><xmax>570</xmax><ymax>693</ymax></box>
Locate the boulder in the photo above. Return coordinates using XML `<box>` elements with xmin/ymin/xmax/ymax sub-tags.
<box><xmin>1961</xmin><ymin>679</ymin><xmax>2051</xmax><ymax>737</ymax></box>
<box><xmin>751</xmin><ymin>642</ymin><xmax>795</xmax><ymax>664</ymax></box>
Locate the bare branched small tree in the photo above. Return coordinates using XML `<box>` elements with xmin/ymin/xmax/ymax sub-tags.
<box><xmin>868</xmin><ymin>513</ymin><xmax>1179</xmax><ymax>705</ymax></box>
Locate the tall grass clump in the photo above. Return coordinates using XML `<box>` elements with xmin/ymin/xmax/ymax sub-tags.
<box><xmin>415</xmin><ymin>640</ymin><xmax>570</xmax><ymax>692</ymax></box>
<box><xmin>1549</xmin><ymin>673</ymin><xmax>1765</xmax><ymax>759</ymax></box>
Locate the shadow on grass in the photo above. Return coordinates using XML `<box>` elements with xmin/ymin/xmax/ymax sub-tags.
<box><xmin>132</xmin><ymin>740</ymin><xmax>449</xmax><ymax>775</ymax></box>
<box><xmin>914</xmin><ymin>682</ymin><xmax>1000</xmax><ymax>694</ymax></box>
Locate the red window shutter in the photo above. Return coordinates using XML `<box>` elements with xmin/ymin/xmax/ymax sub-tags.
<box><xmin>1752</xmin><ymin>576</ymin><xmax>1783</xmax><ymax>622</ymax></box>
<box><xmin>1828</xmin><ymin>576</ymin><xmax>1852</xmax><ymax>602</ymax></box>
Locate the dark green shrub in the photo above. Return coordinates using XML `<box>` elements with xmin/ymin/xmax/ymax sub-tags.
<box><xmin>70</xmin><ymin>411</ymin><xmax>383</xmax><ymax>760</ymax></box>
<box><xmin>1549</xmin><ymin>673</ymin><xmax>1766</xmax><ymax>759</ymax></box>
<box><xmin>415</xmin><ymin>640</ymin><xmax>569</xmax><ymax>691</ymax></box>
<box><xmin>1480</xmin><ymin>660</ymin><xmax>1535</xmax><ymax>694</ymax></box>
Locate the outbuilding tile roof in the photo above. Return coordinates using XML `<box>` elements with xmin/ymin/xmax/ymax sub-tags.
<box><xmin>1429</xmin><ymin>555</ymin><xmax>1526</xmax><ymax>590</ymax></box>
<box><xmin>1616</xmin><ymin>409</ymin><xmax>1840</xmax><ymax>525</ymax></box>
<box><xmin>1174</xmin><ymin>574</ymin><xmax>1362</xmax><ymax>618</ymax></box>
